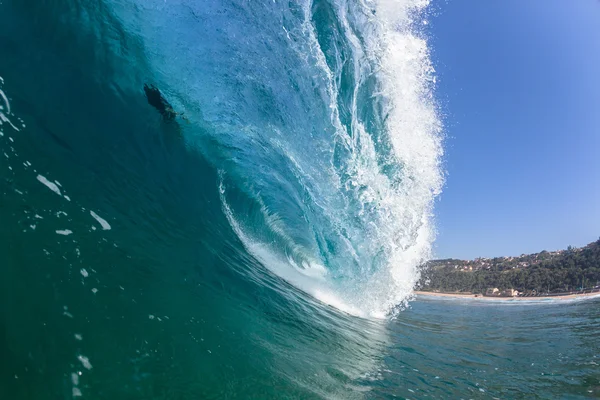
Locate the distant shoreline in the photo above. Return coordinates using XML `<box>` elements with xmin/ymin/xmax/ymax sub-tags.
<box><xmin>415</xmin><ymin>291</ymin><xmax>600</xmax><ymax>301</ymax></box>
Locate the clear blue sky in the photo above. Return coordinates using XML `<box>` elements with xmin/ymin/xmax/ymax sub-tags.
<box><xmin>429</xmin><ymin>0</ymin><xmax>600</xmax><ymax>259</ymax></box>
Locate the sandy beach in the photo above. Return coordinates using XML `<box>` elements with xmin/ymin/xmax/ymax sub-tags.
<box><xmin>415</xmin><ymin>291</ymin><xmax>600</xmax><ymax>301</ymax></box>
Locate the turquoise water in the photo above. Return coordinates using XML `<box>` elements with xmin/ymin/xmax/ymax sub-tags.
<box><xmin>1</xmin><ymin>0</ymin><xmax>599</xmax><ymax>398</ymax></box>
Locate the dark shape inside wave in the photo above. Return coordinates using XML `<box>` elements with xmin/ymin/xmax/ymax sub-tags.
<box><xmin>144</xmin><ymin>83</ymin><xmax>177</xmax><ymax>121</ymax></box>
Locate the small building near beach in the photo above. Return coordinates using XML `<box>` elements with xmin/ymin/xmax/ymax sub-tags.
<box><xmin>485</xmin><ymin>288</ymin><xmax>519</xmax><ymax>297</ymax></box>
<box><xmin>501</xmin><ymin>289</ymin><xmax>519</xmax><ymax>297</ymax></box>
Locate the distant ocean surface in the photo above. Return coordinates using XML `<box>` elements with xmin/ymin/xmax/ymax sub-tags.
<box><xmin>1</xmin><ymin>0</ymin><xmax>599</xmax><ymax>398</ymax></box>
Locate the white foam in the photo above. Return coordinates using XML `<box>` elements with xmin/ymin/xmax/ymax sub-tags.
<box><xmin>80</xmin><ymin>268</ymin><xmax>89</xmax><ymax>278</ymax></box>
<box><xmin>290</xmin><ymin>0</ymin><xmax>443</xmax><ymax>316</ymax></box>
<box><xmin>0</xmin><ymin>112</ymin><xmax>17</xmax><ymax>131</ymax></box>
<box><xmin>90</xmin><ymin>210</ymin><xmax>111</xmax><ymax>230</ymax></box>
<box><xmin>0</xmin><ymin>87</ymin><xmax>10</xmax><ymax>114</ymax></box>
<box><xmin>56</xmin><ymin>229</ymin><xmax>73</xmax><ymax>236</ymax></box>
<box><xmin>37</xmin><ymin>175</ymin><xmax>62</xmax><ymax>196</ymax></box>
<box><xmin>77</xmin><ymin>355</ymin><xmax>93</xmax><ymax>370</ymax></box>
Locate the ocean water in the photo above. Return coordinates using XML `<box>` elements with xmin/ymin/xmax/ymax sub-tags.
<box><xmin>1</xmin><ymin>0</ymin><xmax>599</xmax><ymax>398</ymax></box>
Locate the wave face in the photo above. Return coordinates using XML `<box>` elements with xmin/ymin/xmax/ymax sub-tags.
<box><xmin>111</xmin><ymin>0</ymin><xmax>443</xmax><ymax>317</ymax></box>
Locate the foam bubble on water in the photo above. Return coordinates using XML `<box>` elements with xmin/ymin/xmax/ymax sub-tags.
<box><xmin>37</xmin><ymin>175</ymin><xmax>62</xmax><ymax>196</ymax></box>
<box><xmin>80</xmin><ymin>268</ymin><xmax>89</xmax><ymax>278</ymax></box>
<box><xmin>77</xmin><ymin>355</ymin><xmax>93</xmax><ymax>370</ymax></box>
<box><xmin>90</xmin><ymin>210</ymin><xmax>111</xmax><ymax>230</ymax></box>
<box><xmin>56</xmin><ymin>229</ymin><xmax>73</xmax><ymax>236</ymax></box>
<box><xmin>0</xmin><ymin>109</ymin><xmax>19</xmax><ymax>133</ymax></box>
<box><xmin>0</xmin><ymin>86</ymin><xmax>10</xmax><ymax>115</ymax></box>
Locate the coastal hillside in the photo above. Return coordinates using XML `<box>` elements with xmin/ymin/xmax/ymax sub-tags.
<box><xmin>419</xmin><ymin>238</ymin><xmax>600</xmax><ymax>294</ymax></box>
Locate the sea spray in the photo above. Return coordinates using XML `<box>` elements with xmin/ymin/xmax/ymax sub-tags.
<box><xmin>291</xmin><ymin>0</ymin><xmax>444</xmax><ymax>316</ymax></box>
